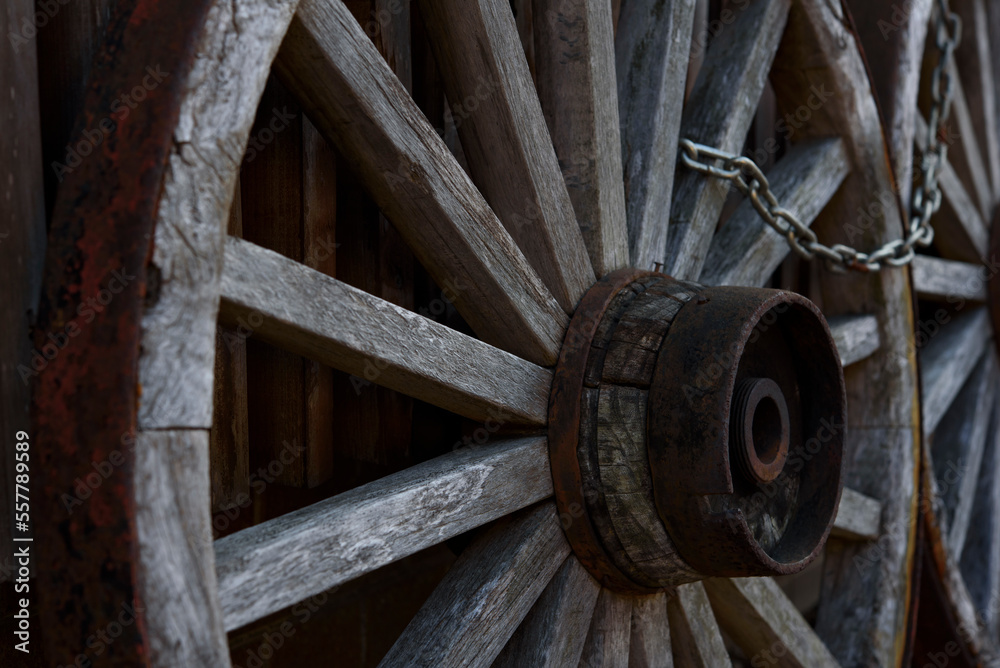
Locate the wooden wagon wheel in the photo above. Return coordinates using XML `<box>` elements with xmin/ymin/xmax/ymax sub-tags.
<box><xmin>848</xmin><ymin>1</ymin><xmax>1000</xmax><ymax>664</ymax></box>
<box><xmin>33</xmin><ymin>0</ymin><xmax>925</xmax><ymax>665</ymax></box>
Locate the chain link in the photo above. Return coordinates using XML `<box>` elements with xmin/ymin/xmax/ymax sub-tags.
<box><xmin>679</xmin><ymin>0</ymin><xmax>961</xmax><ymax>273</ymax></box>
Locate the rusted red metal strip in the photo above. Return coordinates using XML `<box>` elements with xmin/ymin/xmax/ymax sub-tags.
<box><xmin>32</xmin><ymin>1</ymin><xmax>214</xmax><ymax>665</ymax></box>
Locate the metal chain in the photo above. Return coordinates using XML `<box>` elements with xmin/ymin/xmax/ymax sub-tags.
<box><xmin>679</xmin><ymin>0</ymin><xmax>961</xmax><ymax>273</ymax></box>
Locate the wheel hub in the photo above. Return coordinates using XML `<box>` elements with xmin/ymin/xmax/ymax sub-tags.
<box><xmin>548</xmin><ymin>269</ymin><xmax>846</xmax><ymax>592</ymax></box>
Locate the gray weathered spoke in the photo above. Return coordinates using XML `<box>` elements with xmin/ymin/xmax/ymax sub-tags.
<box><xmin>915</xmin><ymin>114</ymin><xmax>989</xmax><ymax>263</ymax></box>
<box><xmin>919</xmin><ymin>307</ymin><xmax>992</xmax><ymax>437</ymax></box>
<box><xmin>666</xmin><ymin>582</ymin><xmax>732</xmax><ymax>668</ymax></box>
<box><xmin>705</xmin><ymin>577</ymin><xmax>840</xmax><ymax>667</ymax></box>
<box><xmin>666</xmin><ymin>0</ymin><xmax>792</xmax><ymax>280</ymax></box>
<box><xmin>417</xmin><ymin>0</ymin><xmax>596</xmax><ymax>312</ymax></box>
<box><xmin>533</xmin><ymin>0</ymin><xmax>629</xmax><ymax>277</ymax></box>
<box><xmin>942</xmin><ymin>58</ymin><xmax>993</xmax><ymax>220</ymax></box>
<box><xmin>615</xmin><ymin>0</ymin><xmax>696</xmax><ymax>270</ymax></box>
<box><xmin>932</xmin><ymin>351</ymin><xmax>998</xmax><ymax>559</ymax></box>
<box><xmin>215</xmin><ymin>437</ymin><xmax>553</xmax><ymax>630</ymax></box>
<box><xmin>953</xmin><ymin>0</ymin><xmax>1000</xmax><ymax>201</ymax></box>
<box><xmin>495</xmin><ymin>555</ymin><xmax>601</xmax><ymax>668</ymax></box>
<box><xmin>579</xmin><ymin>588</ymin><xmax>633</xmax><ymax>668</ymax></box>
<box><xmin>828</xmin><ymin>314</ymin><xmax>881</xmax><ymax>368</ymax></box>
<box><xmin>220</xmin><ymin>237</ymin><xmax>550</xmax><ymax>426</ymax></box>
<box><xmin>629</xmin><ymin>593</ymin><xmax>674</xmax><ymax>668</ymax></box>
<box><xmin>831</xmin><ymin>487</ymin><xmax>883</xmax><ymax>541</ymax></box>
<box><xmin>911</xmin><ymin>255</ymin><xmax>988</xmax><ymax>303</ymax></box>
<box><xmin>699</xmin><ymin>137</ymin><xmax>849</xmax><ymax>287</ymax></box>
<box><xmin>378</xmin><ymin>502</ymin><xmax>570</xmax><ymax>667</ymax></box>
<box><xmin>277</xmin><ymin>0</ymin><xmax>568</xmax><ymax>365</ymax></box>
<box><xmin>960</xmin><ymin>403</ymin><xmax>1000</xmax><ymax>646</ymax></box>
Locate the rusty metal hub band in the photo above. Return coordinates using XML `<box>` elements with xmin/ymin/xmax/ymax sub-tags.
<box><xmin>548</xmin><ymin>270</ymin><xmax>846</xmax><ymax>592</ymax></box>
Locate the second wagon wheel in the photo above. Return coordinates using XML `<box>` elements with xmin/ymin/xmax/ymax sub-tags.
<box><xmin>849</xmin><ymin>0</ymin><xmax>1000</xmax><ymax>663</ymax></box>
<box><xmin>33</xmin><ymin>0</ymin><xmax>925</xmax><ymax>666</ymax></box>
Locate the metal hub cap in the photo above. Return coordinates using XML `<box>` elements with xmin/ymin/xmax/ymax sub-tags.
<box><xmin>548</xmin><ymin>269</ymin><xmax>846</xmax><ymax>592</ymax></box>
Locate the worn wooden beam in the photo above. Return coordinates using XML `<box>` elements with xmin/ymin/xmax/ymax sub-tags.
<box><xmin>416</xmin><ymin>0</ymin><xmax>596</xmax><ymax>312</ymax></box>
<box><xmin>532</xmin><ymin>0</ymin><xmax>629</xmax><ymax>276</ymax></box>
<box><xmin>911</xmin><ymin>255</ymin><xmax>988</xmax><ymax>303</ymax></box>
<box><xmin>216</xmin><ymin>437</ymin><xmax>554</xmax><ymax>630</ymax></box>
<box><xmin>667</xmin><ymin>0</ymin><xmax>791</xmax><ymax>280</ymax></box>
<box><xmin>615</xmin><ymin>0</ymin><xmax>696</xmax><ymax>270</ymax></box>
<box><xmin>495</xmin><ymin>555</ymin><xmax>601</xmax><ymax>668</ymax></box>
<box><xmin>629</xmin><ymin>592</ymin><xmax>674</xmax><ymax>668</ymax></box>
<box><xmin>666</xmin><ymin>582</ymin><xmax>731</xmax><ymax>668</ymax></box>
<box><xmin>277</xmin><ymin>0</ymin><xmax>568</xmax><ymax>365</ymax></box>
<box><xmin>220</xmin><ymin>237</ymin><xmax>551</xmax><ymax>425</ymax></box>
<box><xmin>832</xmin><ymin>487</ymin><xmax>883</xmax><ymax>541</ymax></box>
<box><xmin>378</xmin><ymin>503</ymin><xmax>570</xmax><ymax>667</ymax></box>
<box><xmin>828</xmin><ymin>314</ymin><xmax>881</xmax><ymax>368</ymax></box>
<box><xmin>579</xmin><ymin>588</ymin><xmax>633</xmax><ymax>667</ymax></box>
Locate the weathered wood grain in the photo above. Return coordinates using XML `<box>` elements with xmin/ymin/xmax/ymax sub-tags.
<box><xmin>919</xmin><ymin>307</ymin><xmax>991</xmax><ymax>437</ymax></box>
<box><xmin>831</xmin><ymin>487</ymin><xmax>882</xmax><ymax>541</ymax></box>
<box><xmin>939</xmin><ymin>57</ymin><xmax>993</xmax><ymax>221</ymax></box>
<box><xmin>827</xmin><ymin>314</ymin><xmax>881</xmax><ymax>368</ymax></box>
<box><xmin>666</xmin><ymin>582</ymin><xmax>731</xmax><ymax>668</ymax></box>
<box><xmin>210</xmin><ymin>184</ymin><xmax>249</xmax><ymax>511</ymax></box>
<box><xmin>416</xmin><ymin>0</ymin><xmax>596</xmax><ymax>312</ymax></box>
<box><xmin>770</xmin><ymin>1</ymin><xmax>922</xmax><ymax>664</ymax></box>
<box><xmin>0</xmin><ymin>0</ymin><xmax>47</xmax><ymax>581</ymax></box>
<box><xmin>494</xmin><ymin>555</ymin><xmax>601</xmax><ymax>668</ymax></box>
<box><xmin>532</xmin><ymin>0</ymin><xmax>629</xmax><ymax>276</ymax></box>
<box><xmin>216</xmin><ymin>437</ymin><xmax>554</xmax><ymax>630</ymax></box>
<box><xmin>932</xmin><ymin>352</ymin><xmax>997</xmax><ymax>559</ymax></box>
<box><xmin>220</xmin><ymin>237</ymin><xmax>551</xmax><ymax>425</ymax></box>
<box><xmin>277</xmin><ymin>0</ymin><xmax>568</xmax><ymax>365</ymax></box>
<box><xmin>705</xmin><ymin>577</ymin><xmax>840</xmax><ymax>667</ymax></box>
<box><xmin>137</xmin><ymin>0</ymin><xmax>301</xmax><ymax>429</ymax></box>
<box><xmin>628</xmin><ymin>593</ymin><xmax>673</xmax><ymax>668</ymax></box>
<box><xmin>953</xmin><ymin>0</ymin><xmax>1000</xmax><ymax>202</ymax></box>
<box><xmin>699</xmin><ymin>138</ymin><xmax>850</xmax><ymax>288</ymax></box>
<box><xmin>135</xmin><ymin>430</ymin><xmax>231</xmax><ymax>666</ymax></box>
<box><xmin>960</xmin><ymin>403</ymin><xmax>1000</xmax><ymax>646</ymax></box>
<box><xmin>378</xmin><ymin>502</ymin><xmax>570</xmax><ymax>667</ymax></box>
<box><xmin>615</xmin><ymin>0</ymin><xmax>696</xmax><ymax>270</ymax></box>
<box><xmin>580</xmin><ymin>588</ymin><xmax>633</xmax><ymax>668</ymax></box>
<box><xmin>666</xmin><ymin>0</ymin><xmax>791</xmax><ymax>280</ymax></box>
<box><xmin>912</xmin><ymin>255</ymin><xmax>988</xmax><ymax>303</ymax></box>
<box><xmin>915</xmin><ymin>113</ymin><xmax>990</xmax><ymax>263</ymax></box>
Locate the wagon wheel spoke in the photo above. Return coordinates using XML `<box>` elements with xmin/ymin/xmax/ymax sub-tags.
<box><xmin>378</xmin><ymin>503</ymin><xmax>570</xmax><ymax>667</ymax></box>
<box><xmin>276</xmin><ymin>0</ymin><xmax>567</xmax><ymax>365</ymax></box>
<box><xmin>495</xmin><ymin>555</ymin><xmax>601</xmax><ymax>668</ymax></box>
<box><xmin>666</xmin><ymin>582</ymin><xmax>731</xmax><ymax>668</ymax></box>
<box><xmin>952</xmin><ymin>0</ymin><xmax>1000</xmax><ymax>201</ymax></box>
<box><xmin>220</xmin><ymin>236</ymin><xmax>550</xmax><ymax>425</ymax></box>
<box><xmin>919</xmin><ymin>307</ymin><xmax>992</xmax><ymax>437</ymax></box>
<box><xmin>578</xmin><ymin>588</ymin><xmax>633</xmax><ymax>667</ymax></box>
<box><xmin>215</xmin><ymin>436</ymin><xmax>552</xmax><ymax>631</ymax></box>
<box><xmin>699</xmin><ymin>137</ymin><xmax>850</xmax><ymax>288</ymax></box>
<box><xmin>415</xmin><ymin>0</ymin><xmax>596</xmax><ymax>311</ymax></box>
<box><xmin>532</xmin><ymin>0</ymin><xmax>629</xmax><ymax>277</ymax></box>
<box><xmin>912</xmin><ymin>255</ymin><xmax>989</xmax><ymax>303</ymax></box>
<box><xmin>931</xmin><ymin>351</ymin><xmax>998</xmax><ymax>559</ymax></box>
<box><xmin>827</xmin><ymin>314</ymin><xmax>881</xmax><ymax>368</ymax></box>
<box><xmin>614</xmin><ymin>0</ymin><xmax>696</xmax><ymax>270</ymax></box>
<box><xmin>628</xmin><ymin>592</ymin><xmax>674</xmax><ymax>668</ymax></box>
<box><xmin>705</xmin><ymin>577</ymin><xmax>841</xmax><ymax>667</ymax></box>
<box><xmin>959</xmin><ymin>403</ymin><xmax>1000</xmax><ymax>645</ymax></box>
<box><xmin>913</xmin><ymin>113</ymin><xmax>990</xmax><ymax>263</ymax></box>
<box><xmin>831</xmin><ymin>487</ymin><xmax>883</xmax><ymax>541</ymax></box>
<box><xmin>666</xmin><ymin>0</ymin><xmax>792</xmax><ymax>280</ymax></box>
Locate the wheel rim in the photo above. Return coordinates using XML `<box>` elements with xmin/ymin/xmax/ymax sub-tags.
<box><xmin>33</xmin><ymin>0</ymin><xmax>930</xmax><ymax>666</ymax></box>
